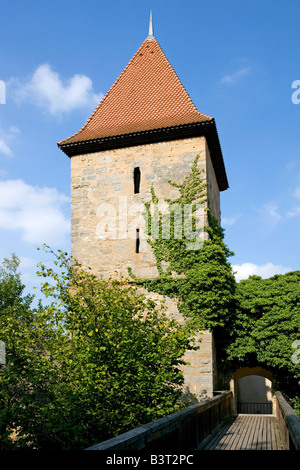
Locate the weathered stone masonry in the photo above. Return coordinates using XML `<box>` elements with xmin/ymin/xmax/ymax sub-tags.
<box><xmin>71</xmin><ymin>137</ymin><xmax>219</xmax><ymax>279</ymax></box>
<box><xmin>58</xmin><ymin>29</ymin><xmax>228</xmax><ymax>400</ymax></box>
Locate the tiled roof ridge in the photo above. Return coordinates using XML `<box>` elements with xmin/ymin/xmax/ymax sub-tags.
<box><xmin>148</xmin><ymin>38</ymin><xmax>211</xmax><ymax>119</ymax></box>
<box><xmin>59</xmin><ymin>39</ymin><xmax>154</xmax><ymax>145</ymax></box>
<box><xmin>67</xmin><ymin>40</ymin><xmax>151</xmax><ymax>142</ymax></box>
<box><xmin>59</xmin><ymin>37</ymin><xmax>213</xmax><ymax>145</ymax></box>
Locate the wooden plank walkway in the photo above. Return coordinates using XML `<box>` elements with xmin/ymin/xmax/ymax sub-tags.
<box><xmin>198</xmin><ymin>415</ymin><xmax>284</xmax><ymax>450</ymax></box>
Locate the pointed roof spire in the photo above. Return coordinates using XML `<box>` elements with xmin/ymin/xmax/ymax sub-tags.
<box><xmin>147</xmin><ymin>10</ymin><xmax>154</xmax><ymax>40</ymax></box>
<box><xmin>58</xmin><ymin>31</ymin><xmax>228</xmax><ymax>190</ymax></box>
<box><xmin>58</xmin><ymin>37</ymin><xmax>212</xmax><ymax>146</ymax></box>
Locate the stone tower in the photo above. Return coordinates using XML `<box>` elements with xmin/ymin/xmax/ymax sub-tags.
<box><xmin>58</xmin><ymin>19</ymin><xmax>228</xmax><ymax>399</ymax></box>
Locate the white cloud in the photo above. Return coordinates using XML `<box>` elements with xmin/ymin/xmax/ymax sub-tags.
<box><xmin>222</xmin><ymin>213</ymin><xmax>241</xmax><ymax>227</ymax></box>
<box><xmin>259</xmin><ymin>202</ymin><xmax>282</xmax><ymax>228</ymax></box>
<box><xmin>232</xmin><ymin>262</ymin><xmax>291</xmax><ymax>282</ymax></box>
<box><xmin>0</xmin><ymin>179</ymin><xmax>70</xmax><ymax>245</ymax></box>
<box><xmin>287</xmin><ymin>206</ymin><xmax>300</xmax><ymax>218</ymax></box>
<box><xmin>286</xmin><ymin>187</ymin><xmax>300</xmax><ymax>217</ymax></box>
<box><xmin>220</xmin><ymin>66</ymin><xmax>251</xmax><ymax>86</ymax></box>
<box><xmin>20</xmin><ymin>256</ymin><xmax>36</xmax><ymax>270</ymax></box>
<box><xmin>293</xmin><ymin>186</ymin><xmax>300</xmax><ymax>199</ymax></box>
<box><xmin>19</xmin><ymin>256</ymin><xmax>37</xmax><ymax>284</ymax></box>
<box><xmin>14</xmin><ymin>63</ymin><xmax>103</xmax><ymax>116</ymax></box>
<box><xmin>0</xmin><ymin>126</ymin><xmax>20</xmax><ymax>157</ymax></box>
<box><xmin>0</xmin><ymin>140</ymin><xmax>12</xmax><ymax>157</ymax></box>
<box><xmin>285</xmin><ymin>160</ymin><xmax>297</xmax><ymax>172</ymax></box>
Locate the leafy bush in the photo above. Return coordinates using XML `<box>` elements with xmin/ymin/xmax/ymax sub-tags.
<box><xmin>0</xmin><ymin>250</ymin><xmax>196</xmax><ymax>449</ymax></box>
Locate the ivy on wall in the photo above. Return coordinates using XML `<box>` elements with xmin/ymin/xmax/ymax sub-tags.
<box><xmin>128</xmin><ymin>154</ymin><xmax>236</xmax><ymax>335</ymax></box>
<box><xmin>128</xmin><ymin>154</ymin><xmax>300</xmax><ymax>409</ymax></box>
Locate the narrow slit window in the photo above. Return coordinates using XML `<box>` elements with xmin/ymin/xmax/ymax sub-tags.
<box><xmin>134</xmin><ymin>167</ymin><xmax>141</xmax><ymax>194</ymax></box>
<box><xmin>136</xmin><ymin>229</ymin><xmax>140</xmax><ymax>253</ymax></box>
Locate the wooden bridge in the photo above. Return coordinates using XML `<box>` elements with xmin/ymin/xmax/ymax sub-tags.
<box><xmin>86</xmin><ymin>391</ymin><xmax>300</xmax><ymax>451</ymax></box>
<box><xmin>198</xmin><ymin>414</ymin><xmax>283</xmax><ymax>450</ymax></box>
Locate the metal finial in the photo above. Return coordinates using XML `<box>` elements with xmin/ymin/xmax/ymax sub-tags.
<box><xmin>147</xmin><ymin>11</ymin><xmax>154</xmax><ymax>40</ymax></box>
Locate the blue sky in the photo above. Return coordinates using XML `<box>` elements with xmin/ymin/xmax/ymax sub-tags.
<box><xmin>1</xmin><ymin>0</ymin><xmax>300</xmax><ymax>298</ymax></box>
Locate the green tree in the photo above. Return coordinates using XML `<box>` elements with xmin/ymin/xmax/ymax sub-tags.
<box><xmin>0</xmin><ymin>253</ymin><xmax>33</xmax><ymax>312</ymax></box>
<box><xmin>0</xmin><ymin>249</ymin><xmax>196</xmax><ymax>450</ymax></box>
<box><xmin>225</xmin><ymin>272</ymin><xmax>300</xmax><ymax>408</ymax></box>
<box><xmin>127</xmin><ymin>153</ymin><xmax>300</xmax><ymax>414</ymax></box>
<box><xmin>0</xmin><ymin>254</ymin><xmax>68</xmax><ymax>449</ymax></box>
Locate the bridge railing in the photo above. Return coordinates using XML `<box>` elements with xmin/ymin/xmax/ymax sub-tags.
<box><xmin>275</xmin><ymin>391</ymin><xmax>300</xmax><ymax>450</ymax></box>
<box><xmin>237</xmin><ymin>402</ymin><xmax>273</xmax><ymax>414</ymax></box>
<box><xmin>86</xmin><ymin>391</ymin><xmax>233</xmax><ymax>451</ymax></box>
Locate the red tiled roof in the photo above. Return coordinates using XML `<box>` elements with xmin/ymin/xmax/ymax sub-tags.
<box><xmin>59</xmin><ymin>37</ymin><xmax>213</xmax><ymax>145</ymax></box>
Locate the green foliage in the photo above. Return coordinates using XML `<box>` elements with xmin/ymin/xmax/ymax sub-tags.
<box><xmin>0</xmin><ymin>254</ymin><xmax>71</xmax><ymax>449</ymax></box>
<box><xmin>1</xmin><ymin>152</ymin><xmax>299</xmax><ymax>445</ymax></box>
<box><xmin>128</xmin><ymin>153</ymin><xmax>300</xmax><ymax>412</ymax></box>
<box><xmin>290</xmin><ymin>396</ymin><xmax>300</xmax><ymax>417</ymax></box>
<box><xmin>0</xmin><ymin>253</ymin><xmax>33</xmax><ymax>311</ymax></box>
<box><xmin>225</xmin><ymin>272</ymin><xmax>300</xmax><ymax>401</ymax></box>
<box><xmin>129</xmin><ymin>154</ymin><xmax>236</xmax><ymax>334</ymax></box>
<box><xmin>0</xmin><ymin>249</ymin><xmax>196</xmax><ymax>450</ymax></box>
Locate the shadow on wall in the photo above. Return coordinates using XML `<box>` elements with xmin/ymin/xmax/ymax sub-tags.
<box><xmin>237</xmin><ymin>375</ymin><xmax>273</xmax><ymax>414</ymax></box>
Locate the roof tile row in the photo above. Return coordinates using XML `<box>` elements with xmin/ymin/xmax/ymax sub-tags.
<box><xmin>59</xmin><ymin>37</ymin><xmax>213</xmax><ymax>145</ymax></box>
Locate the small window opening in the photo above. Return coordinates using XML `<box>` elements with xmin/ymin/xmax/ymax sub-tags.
<box><xmin>136</xmin><ymin>229</ymin><xmax>140</xmax><ymax>253</ymax></box>
<box><xmin>134</xmin><ymin>167</ymin><xmax>141</xmax><ymax>194</ymax></box>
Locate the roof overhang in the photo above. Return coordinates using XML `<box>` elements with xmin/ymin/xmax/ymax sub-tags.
<box><xmin>58</xmin><ymin>118</ymin><xmax>229</xmax><ymax>191</ymax></box>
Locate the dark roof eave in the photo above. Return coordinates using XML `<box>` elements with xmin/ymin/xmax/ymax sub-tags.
<box><xmin>57</xmin><ymin>119</ymin><xmax>229</xmax><ymax>191</ymax></box>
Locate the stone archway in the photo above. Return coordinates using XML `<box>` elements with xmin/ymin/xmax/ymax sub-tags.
<box><xmin>230</xmin><ymin>367</ymin><xmax>274</xmax><ymax>415</ymax></box>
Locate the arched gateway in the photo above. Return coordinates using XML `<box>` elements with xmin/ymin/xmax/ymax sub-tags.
<box><xmin>230</xmin><ymin>367</ymin><xmax>275</xmax><ymax>415</ymax></box>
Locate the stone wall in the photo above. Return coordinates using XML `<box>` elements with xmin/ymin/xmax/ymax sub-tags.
<box><xmin>70</xmin><ymin>136</ymin><xmax>221</xmax><ymax>398</ymax></box>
